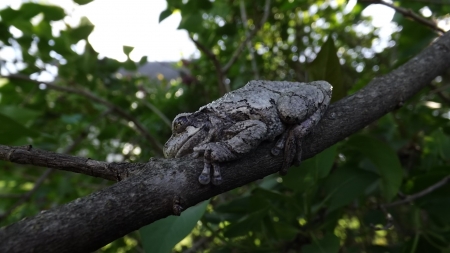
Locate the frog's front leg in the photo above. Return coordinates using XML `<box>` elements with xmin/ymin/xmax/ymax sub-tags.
<box><xmin>193</xmin><ymin>120</ymin><xmax>268</xmax><ymax>185</ymax></box>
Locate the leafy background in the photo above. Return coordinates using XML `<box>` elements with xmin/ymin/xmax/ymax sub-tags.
<box><xmin>1</xmin><ymin>0</ymin><xmax>450</xmax><ymax>252</ymax></box>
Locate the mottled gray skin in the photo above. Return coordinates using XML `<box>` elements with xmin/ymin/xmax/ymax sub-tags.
<box><xmin>164</xmin><ymin>80</ymin><xmax>332</xmax><ymax>185</ymax></box>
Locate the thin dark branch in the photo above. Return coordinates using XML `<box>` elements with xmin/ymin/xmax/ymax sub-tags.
<box><xmin>0</xmin><ymin>194</ymin><xmax>22</xmax><ymax>198</ymax></box>
<box><xmin>429</xmin><ymin>83</ymin><xmax>450</xmax><ymax>105</ymax></box>
<box><xmin>190</xmin><ymin>37</ymin><xmax>227</xmax><ymax>95</ymax></box>
<box><xmin>383</xmin><ymin>176</ymin><xmax>450</xmax><ymax>208</ymax></box>
<box><xmin>0</xmin><ymin>31</ymin><xmax>449</xmax><ymax>253</ymax></box>
<box><xmin>222</xmin><ymin>0</ymin><xmax>271</xmax><ymax>74</ymax></box>
<box><xmin>360</xmin><ymin>0</ymin><xmax>446</xmax><ymax>34</ymax></box>
<box><xmin>1</xmin><ymin>74</ymin><xmax>163</xmax><ymax>154</ymax></box>
<box><xmin>408</xmin><ymin>0</ymin><xmax>450</xmax><ymax>5</ymax></box>
<box><xmin>141</xmin><ymin>101</ymin><xmax>171</xmax><ymax>127</ymax></box>
<box><xmin>239</xmin><ymin>0</ymin><xmax>260</xmax><ymax>79</ymax></box>
<box><xmin>0</xmin><ymin>145</ymin><xmax>144</xmax><ymax>181</ymax></box>
<box><xmin>0</xmin><ymin>168</ymin><xmax>53</xmax><ymax>221</ymax></box>
<box><xmin>0</xmin><ymin>113</ymin><xmax>111</xmax><ymax>221</ymax></box>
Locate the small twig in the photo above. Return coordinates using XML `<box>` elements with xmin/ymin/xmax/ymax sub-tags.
<box><xmin>239</xmin><ymin>0</ymin><xmax>260</xmax><ymax>79</ymax></box>
<box><xmin>360</xmin><ymin>0</ymin><xmax>446</xmax><ymax>34</ymax></box>
<box><xmin>190</xmin><ymin>37</ymin><xmax>227</xmax><ymax>95</ymax></box>
<box><xmin>2</xmin><ymin>74</ymin><xmax>163</xmax><ymax>154</ymax></box>
<box><xmin>190</xmin><ymin>0</ymin><xmax>271</xmax><ymax>94</ymax></box>
<box><xmin>182</xmin><ymin>236</ymin><xmax>213</xmax><ymax>253</ymax></box>
<box><xmin>0</xmin><ymin>168</ymin><xmax>53</xmax><ymax>221</ymax></box>
<box><xmin>384</xmin><ymin>176</ymin><xmax>450</xmax><ymax>208</ymax></box>
<box><xmin>0</xmin><ymin>113</ymin><xmax>112</xmax><ymax>221</ymax></box>
<box><xmin>0</xmin><ymin>193</ymin><xmax>23</xmax><ymax>198</ymax></box>
<box><xmin>141</xmin><ymin>101</ymin><xmax>171</xmax><ymax>127</ymax></box>
<box><xmin>408</xmin><ymin>0</ymin><xmax>450</xmax><ymax>5</ymax></box>
<box><xmin>429</xmin><ymin>83</ymin><xmax>450</xmax><ymax>105</ymax></box>
<box><xmin>221</xmin><ymin>0</ymin><xmax>271</xmax><ymax>74</ymax></box>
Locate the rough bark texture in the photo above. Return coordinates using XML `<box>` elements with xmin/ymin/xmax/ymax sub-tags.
<box><xmin>0</xmin><ymin>145</ymin><xmax>144</xmax><ymax>181</ymax></box>
<box><xmin>0</xmin><ymin>32</ymin><xmax>449</xmax><ymax>253</ymax></box>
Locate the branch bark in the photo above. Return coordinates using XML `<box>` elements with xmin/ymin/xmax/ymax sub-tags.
<box><xmin>0</xmin><ymin>31</ymin><xmax>449</xmax><ymax>253</ymax></box>
<box><xmin>0</xmin><ymin>145</ymin><xmax>144</xmax><ymax>181</ymax></box>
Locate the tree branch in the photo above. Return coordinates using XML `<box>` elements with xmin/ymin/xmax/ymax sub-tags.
<box><xmin>1</xmin><ymin>74</ymin><xmax>164</xmax><ymax>154</ymax></box>
<box><xmin>0</xmin><ymin>168</ymin><xmax>53</xmax><ymax>221</ymax></box>
<box><xmin>190</xmin><ymin>37</ymin><xmax>227</xmax><ymax>95</ymax></box>
<box><xmin>221</xmin><ymin>0</ymin><xmax>271</xmax><ymax>74</ymax></box>
<box><xmin>0</xmin><ymin>145</ymin><xmax>144</xmax><ymax>181</ymax></box>
<box><xmin>0</xmin><ymin>110</ymin><xmax>116</xmax><ymax>221</ymax></box>
<box><xmin>239</xmin><ymin>0</ymin><xmax>260</xmax><ymax>79</ymax></box>
<box><xmin>383</xmin><ymin>176</ymin><xmax>450</xmax><ymax>208</ymax></box>
<box><xmin>361</xmin><ymin>0</ymin><xmax>446</xmax><ymax>34</ymax></box>
<box><xmin>0</xmin><ymin>31</ymin><xmax>449</xmax><ymax>253</ymax></box>
<box><xmin>190</xmin><ymin>0</ymin><xmax>271</xmax><ymax>94</ymax></box>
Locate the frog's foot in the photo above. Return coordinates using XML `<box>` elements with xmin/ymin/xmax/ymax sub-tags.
<box><xmin>271</xmin><ymin>129</ymin><xmax>290</xmax><ymax>156</ymax></box>
<box><xmin>280</xmin><ymin>128</ymin><xmax>298</xmax><ymax>175</ymax></box>
<box><xmin>278</xmin><ymin>110</ymin><xmax>323</xmax><ymax>174</ymax></box>
<box><xmin>194</xmin><ymin>143</ymin><xmax>236</xmax><ymax>185</ymax></box>
<box><xmin>272</xmin><ymin>126</ymin><xmax>302</xmax><ymax>175</ymax></box>
<box><xmin>198</xmin><ymin>161</ymin><xmax>223</xmax><ymax>185</ymax></box>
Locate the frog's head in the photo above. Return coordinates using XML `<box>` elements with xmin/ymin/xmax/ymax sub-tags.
<box><xmin>163</xmin><ymin>112</ymin><xmax>211</xmax><ymax>158</ymax></box>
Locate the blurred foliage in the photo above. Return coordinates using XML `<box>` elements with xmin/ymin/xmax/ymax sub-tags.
<box><xmin>0</xmin><ymin>0</ymin><xmax>450</xmax><ymax>252</ymax></box>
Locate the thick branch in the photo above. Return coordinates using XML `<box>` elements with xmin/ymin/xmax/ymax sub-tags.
<box><xmin>1</xmin><ymin>74</ymin><xmax>164</xmax><ymax>154</ymax></box>
<box><xmin>0</xmin><ymin>32</ymin><xmax>449</xmax><ymax>253</ymax></box>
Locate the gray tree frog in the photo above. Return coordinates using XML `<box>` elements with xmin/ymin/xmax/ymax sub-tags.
<box><xmin>163</xmin><ymin>80</ymin><xmax>332</xmax><ymax>185</ymax></box>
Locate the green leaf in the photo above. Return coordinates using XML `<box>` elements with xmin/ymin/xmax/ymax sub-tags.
<box><xmin>347</xmin><ymin>135</ymin><xmax>404</xmax><ymax>201</ymax></box>
<box><xmin>323</xmin><ymin>166</ymin><xmax>379</xmax><ymax>211</ymax></box>
<box><xmin>283</xmin><ymin>145</ymin><xmax>337</xmax><ymax>191</ymax></box>
<box><xmin>139</xmin><ymin>56</ymin><xmax>148</xmax><ymax>65</ymax></box>
<box><xmin>69</xmin><ymin>25</ymin><xmax>94</xmax><ymax>43</ymax></box>
<box><xmin>123</xmin><ymin>59</ymin><xmax>137</xmax><ymax>71</ymax></box>
<box><xmin>0</xmin><ymin>113</ymin><xmax>39</xmax><ymax>144</ymax></box>
<box><xmin>302</xmin><ymin>233</ymin><xmax>340</xmax><ymax>253</ymax></box>
<box><xmin>139</xmin><ymin>200</ymin><xmax>209</xmax><ymax>253</ymax></box>
<box><xmin>0</xmin><ymin>7</ymin><xmax>19</xmax><ymax>22</ymax></box>
<box><xmin>0</xmin><ymin>106</ymin><xmax>41</xmax><ymax>126</ymax></box>
<box><xmin>18</xmin><ymin>3</ymin><xmax>43</xmax><ymax>20</ymax></box>
<box><xmin>40</xmin><ymin>5</ymin><xmax>66</xmax><ymax>21</ymax></box>
<box><xmin>123</xmin><ymin>46</ymin><xmax>134</xmax><ymax>57</ymax></box>
<box><xmin>430</xmin><ymin>129</ymin><xmax>450</xmax><ymax>161</ymax></box>
<box><xmin>307</xmin><ymin>36</ymin><xmax>346</xmax><ymax>102</ymax></box>
<box><xmin>73</xmin><ymin>0</ymin><xmax>94</xmax><ymax>5</ymax></box>
<box><xmin>33</xmin><ymin>20</ymin><xmax>52</xmax><ymax>38</ymax></box>
<box><xmin>159</xmin><ymin>9</ymin><xmax>173</xmax><ymax>23</ymax></box>
<box><xmin>178</xmin><ymin>13</ymin><xmax>203</xmax><ymax>33</ymax></box>
<box><xmin>223</xmin><ymin>208</ymin><xmax>268</xmax><ymax>238</ymax></box>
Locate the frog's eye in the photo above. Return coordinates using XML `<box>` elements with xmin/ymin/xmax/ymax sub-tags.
<box><xmin>173</xmin><ymin>115</ymin><xmax>189</xmax><ymax>134</ymax></box>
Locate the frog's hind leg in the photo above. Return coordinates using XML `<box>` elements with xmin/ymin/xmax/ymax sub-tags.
<box><xmin>271</xmin><ymin>129</ymin><xmax>290</xmax><ymax>156</ymax></box>
<box><xmin>280</xmin><ymin>127</ymin><xmax>297</xmax><ymax>175</ymax></box>
<box><xmin>279</xmin><ymin>109</ymin><xmax>324</xmax><ymax>174</ymax></box>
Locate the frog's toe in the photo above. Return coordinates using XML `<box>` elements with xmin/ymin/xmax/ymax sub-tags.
<box><xmin>294</xmin><ymin>140</ymin><xmax>303</xmax><ymax>166</ymax></box>
<box><xmin>198</xmin><ymin>162</ymin><xmax>211</xmax><ymax>185</ymax></box>
<box><xmin>280</xmin><ymin>130</ymin><xmax>297</xmax><ymax>175</ymax></box>
<box><xmin>211</xmin><ymin>163</ymin><xmax>222</xmax><ymax>185</ymax></box>
<box><xmin>272</xmin><ymin>128</ymin><xmax>290</xmax><ymax>156</ymax></box>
